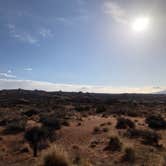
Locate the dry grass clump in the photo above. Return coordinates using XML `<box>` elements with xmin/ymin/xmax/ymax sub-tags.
<box><xmin>40</xmin><ymin>145</ymin><xmax>92</xmax><ymax>166</ymax></box>
<box><xmin>122</xmin><ymin>147</ymin><xmax>136</xmax><ymax>163</ymax></box>
<box><xmin>73</xmin><ymin>155</ymin><xmax>92</xmax><ymax>166</ymax></box>
<box><xmin>41</xmin><ymin>145</ymin><xmax>71</xmax><ymax>166</ymax></box>
<box><xmin>105</xmin><ymin>136</ymin><xmax>122</xmax><ymax>152</ymax></box>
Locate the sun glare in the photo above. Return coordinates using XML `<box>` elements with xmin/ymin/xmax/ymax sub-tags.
<box><xmin>131</xmin><ymin>17</ymin><xmax>150</xmax><ymax>32</ymax></box>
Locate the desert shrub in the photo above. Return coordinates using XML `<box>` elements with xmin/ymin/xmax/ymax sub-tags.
<box><xmin>40</xmin><ymin>115</ymin><xmax>61</xmax><ymax>130</ymax></box>
<box><xmin>93</xmin><ymin>126</ymin><xmax>100</xmax><ymax>134</ymax></box>
<box><xmin>23</xmin><ymin>109</ymin><xmax>37</xmax><ymax>117</ymax></box>
<box><xmin>105</xmin><ymin>98</ymin><xmax>119</xmax><ymax>105</ymax></box>
<box><xmin>126</xmin><ymin>129</ymin><xmax>161</xmax><ymax>146</ymax></box>
<box><xmin>142</xmin><ymin>131</ymin><xmax>161</xmax><ymax>146</ymax></box>
<box><xmin>77</xmin><ymin>122</ymin><xmax>82</xmax><ymax>126</ymax></box>
<box><xmin>75</xmin><ymin>105</ymin><xmax>90</xmax><ymax>112</ymax></box>
<box><xmin>40</xmin><ymin>126</ymin><xmax>57</xmax><ymax>142</ymax></box>
<box><xmin>116</xmin><ymin>117</ymin><xmax>135</xmax><ymax>129</ymax></box>
<box><xmin>62</xmin><ymin>121</ymin><xmax>70</xmax><ymax>127</ymax></box>
<box><xmin>73</xmin><ymin>155</ymin><xmax>92</xmax><ymax>166</ymax></box>
<box><xmin>24</xmin><ymin>126</ymin><xmax>48</xmax><ymax>157</ymax></box>
<box><xmin>105</xmin><ymin>136</ymin><xmax>122</xmax><ymax>151</ymax></box>
<box><xmin>103</xmin><ymin>127</ymin><xmax>109</xmax><ymax>132</ymax></box>
<box><xmin>145</xmin><ymin>115</ymin><xmax>166</xmax><ymax>130</ymax></box>
<box><xmin>90</xmin><ymin>140</ymin><xmax>99</xmax><ymax>148</ymax></box>
<box><xmin>0</xmin><ymin>119</ymin><xmax>7</xmax><ymax>126</ymax></box>
<box><xmin>100</xmin><ymin>123</ymin><xmax>106</xmax><ymax>126</ymax></box>
<box><xmin>42</xmin><ymin>145</ymin><xmax>70</xmax><ymax>166</ymax></box>
<box><xmin>111</xmin><ymin>109</ymin><xmax>139</xmax><ymax>117</ymax></box>
<box><xmin>4</xmin><ymin>119</ymin><xmax>27</xmax><ymax>134</ymax></box>
<box><xmin>126</xmin><ymin>129</ymin><xmax>143</xmax><ymax>137</ymax></box>
<box><xmin>102</xmin><ymin>114</ymin><xmax>108</xmax><ymax>118</ymax></box>
<box><xmin>96</xmin><ymin>105</ymin><xmax>106</xmax><ymax>113</ymax></box>
<box><xmin>107</xmin><ymin>122</ymin><xmax>112</xmax><ymax>125</ymax></box>
<box><xmin>122</xmin><ymin>147</ymin><xmax>135</xmax><ymax>163</ymax></box>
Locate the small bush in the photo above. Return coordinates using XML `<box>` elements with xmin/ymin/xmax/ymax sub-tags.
<box><xmin>100</xmin><ymin>123</ymin><xmax>106</xmax><ymax>127</ymax></box>
<box><xmin>77</xmin><ymin>122</ymin><xmax>82</xmax><ymax>126</ymax></box>
<box><xmin>145</xmin><ymin>115</ymin><xmax>166</xmax><ymax>130</ymax></box>
<box><xmin>107</xmin><ymin>122</ymin><xmax>112</xmax><ymax>125</ymax></box>
<box><xmin>142</xmin><ymin>131</ymin><xmax>161</xmax><ymax>146</ymax></box>
<box><xmin>4</xmin><ymin>120</ymin><xmax>27</xmax><ymax>134</ymax></box>
<box><xmin>105</xmin><ymin>136</ymin><xmax>122</xmax><ymax>152</ymax></box>
<box><xmin>62</xmin><ymin>121</ymin><xmax>70</xmax><ymax>127</ymax></box>
<box><xmin>90</xmin><ymin>140</ymin><xmax>99</xmax><ymax>148</ymax></box>
<box><xmin>23</xmin><ymin>109</ymin><xmax>38</xmax><ymax>117</ymax></box>
<box><xmin>122</xmin><ymin>147</ymin><xmax>135</xmax><ymax>163</ymax></box>
<box><xmin>73</xmin><ymin>155</ymin><xmax>92</xmax><ymax>166</ymax></box>
<box><xmin>42</xmin><ymin>145</ymin><xmax>70</xmax><ymax>166</ymax></box>
<box><xmin>126</xmin><ymin>129</ymin><xmax>161</xmax><ymax>146</ymax></box>
<box><xmin>96</xmin><ymin>105</ymin><xmax>106</xmax><ymax>113</ymax></box>
<box><xmin>40</xmin><ymin>126</ymin><xmax>57</xmax><ymax>142</ymax></box>
<box><xmin>111</xmin><ymin>109</ymin><xmax>139</xmax><ymax>117</ymax></box>
<box><xmin>40</xmin><ymin>115</ymin><xmax>61</xmax><ymax>130</ymax></box>
<box><xmin>116</xmin><ymin>117</ymin><xmax>135</xmax><ymax>129</ymax></box>
<box><xmin>102</xmin><ymin>127</ymin><xmax>109</xmax><ymax>132</ymax></box>
<box><xmin>125</xmin><ymin>128</ymin><xmax>143</xmax><ymax>138</ymax></box>
<box><xmin>75</xmin><ymin>105</ymin><xmax>90</xmax><ymax>112</ymax></box>
<box><xmin>93</xmin><ymin>126</ymin><xmax>100</xmax><ymax>134</ymax></box>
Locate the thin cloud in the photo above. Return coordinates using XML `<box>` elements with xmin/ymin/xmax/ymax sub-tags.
<box><xmin>103</xmin><ymin>1</ymin><xmax>129</xmax><ymax>24</ymax></box>
<box><xmin>24</xmin><ymin>68</ymin><xmax>32</xmax><ymax>71</ymax></box>
<box><xmin>0</xmin><ymin>73</ymin><xmax>16</xmax><ymax>79</ymax></box>
<box><xmin>7</xmin><ymin>24</ymin><xmax>38</xmax><ymax>45</ymax></box>
<box><xmin>39</xmin><ymin>28</ymin><xmax>54</xmax><ymax>38</ymax></box>
<box><xmin>7</xmin><ymin>70</ymin><xmax>12</xmax><ymax>73</ymax></box>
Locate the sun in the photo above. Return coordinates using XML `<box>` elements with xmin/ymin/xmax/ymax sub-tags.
<box><xmin>131</xmin><ymin>17</ymin><xmax>150</xmax><ymax>32</ymax></box>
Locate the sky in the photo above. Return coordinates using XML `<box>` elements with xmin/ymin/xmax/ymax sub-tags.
<box><xmin>0</xmin><ymin>0</ymin><xmax>166</xmax><ymax>93</ymax></box>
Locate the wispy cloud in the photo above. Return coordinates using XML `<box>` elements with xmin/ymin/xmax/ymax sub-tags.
<box><xmin>0</xmin><ymin>79</ymin><xmax>164</xmax><ymax>94</ymax></box>
<box><xmin>39</xmin><ymin>28</ymin><xmax>54</xmax><ymax>38</ymax></box>
<box><xmin>0</xmin><ymin>73</ymin><xmax>16</xmax><ymax>79</ymax></box>
<box><xmin>7</xmin><ymin>70</ymin><xmax>12</xmax><ymax>73</ymax></box>
<box><xmin>7</xmin><ymin>24</ymin><xmax>38</xmax><ymax>45</ymax></box>
<box><xmin>56</xmin><ymin>17</ymin><xmax>73</xmax><ymax>26</ymax></box>
<box><xmin>24</xmin><ymin>68</ymin><xmax>32</xmax><ymax>71</ymax></box>
<box><xmin>103</xmin><ymin>1</ymin><xmax>129</xmax><ymax>24</ymax></box>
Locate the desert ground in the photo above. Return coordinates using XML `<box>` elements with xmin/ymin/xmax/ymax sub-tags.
<box><xmin>0</xmin><ymin>89</ymin><xmax>166</xmax><ymax>166</ymax></box>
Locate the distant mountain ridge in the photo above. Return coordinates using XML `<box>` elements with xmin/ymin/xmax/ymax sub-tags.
<box><xmin>156</xmin><ymin>90</ymin><xmax>166</xmax><ymax>94</ymax></box>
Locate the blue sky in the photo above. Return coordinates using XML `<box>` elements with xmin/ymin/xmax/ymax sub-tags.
<box><xmin>0</xmin><ymin>0</ymin><xmax>166</xmax><ymax>93</ymax></box>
